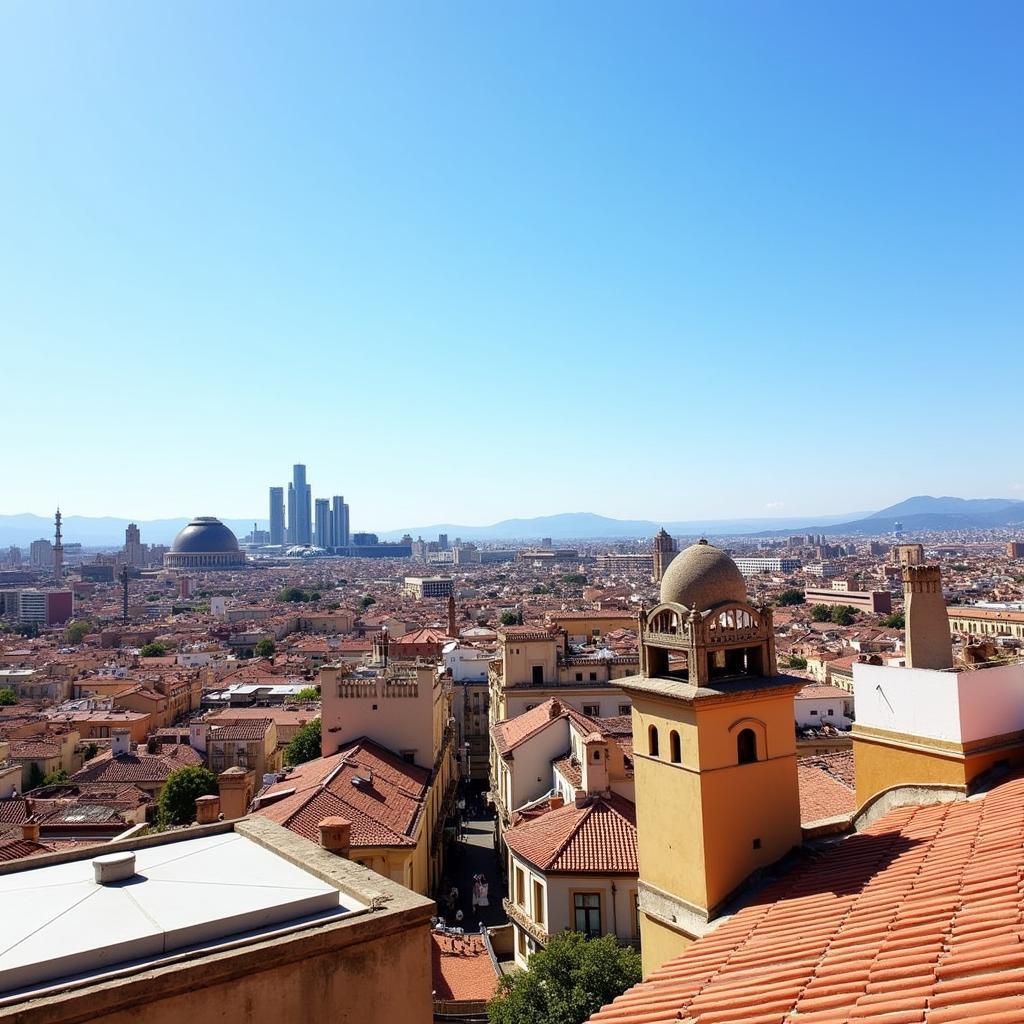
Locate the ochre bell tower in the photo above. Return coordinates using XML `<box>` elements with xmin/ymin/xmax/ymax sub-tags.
<box><xmin>623</xmin><ymin>540</ymin><xmax>803</xmax><ymax>976</ymax></box>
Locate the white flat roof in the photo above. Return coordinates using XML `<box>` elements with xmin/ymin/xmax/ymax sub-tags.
<box><xmin>0</xmin><ymin>831</ymin><xmax>354</xmax><ymax>994</ymax></box>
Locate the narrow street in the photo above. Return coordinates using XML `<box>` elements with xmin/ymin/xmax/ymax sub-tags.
<box><xmin>440</xmin><ymin>809</ymin><xmax>508</xmax><ymax>931</ymax></box>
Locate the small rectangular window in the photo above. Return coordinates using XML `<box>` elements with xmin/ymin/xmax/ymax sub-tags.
<box><xmin>618</xmin><ymin>704</ymin><xmax>630</xmax><ymax>716</ymax></box>
<box><xmin>583</xmin><ymin>704</ymin><xmax>599</xmax><ymax>716</ymax></box>
<box><xmin>589</xmin><ymin>672</ymin><xmax>597</xmax><ymax>681</ymax></box>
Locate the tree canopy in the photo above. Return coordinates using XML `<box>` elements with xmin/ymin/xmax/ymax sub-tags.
<box><xmin>0</xmin><ymin>688</ymin><xmax>17</xmax><ymax>707</ymax></box>
<box><xmin>562</xmin><ymin>573</ymin><xmax>588</xmax><ymax>586</ymax></box>
<box><xmin>359</xmin><ymin>595</ymin><xmax>376</xmax><ymax>611</ymax></box>
<box><xmin>285</xmin><ymin>718</ymin><xmax>321</xmax><ymax>765</ymax></box>
<box><xmin>140</xmin><ymin>641</ymin><xmax>168</xmax><ymax>658</ymax></box>
<box><xmin>295</xmin><ymin>686</ymin><xmax>320</xmax><ymax>702</ymax></box>
<box><xmin>158</xmin><ymin>765</ymin><xmax>219</xmax><ymax>826</ymax></box>
<box><xmin>64</xmin><ymin>619</ymin><xmax>93</xmax><ymax>643</ymax></box>
<box><xmin>500</xmin><ymin>610</ymin><xmax>523</xmax><ymax>626</ymax></box>
<box><xmin>253</xmin><ymin>638</ymin><xmax>276</xmax><ymax>658</ymax></box>
<box><xmin>776</xmin><ymin>588</ymin><xmax>805</xmax><ymax>606</ymax></box>
<box><xmin>488</xmin><ymin>932</ymin><xmax>642</xmax><ymax>1024</ymax></box>
<box><xmin>880</xmin><ymin>612</ymin><xmax>905</xmax><ymax>629</ymax></box>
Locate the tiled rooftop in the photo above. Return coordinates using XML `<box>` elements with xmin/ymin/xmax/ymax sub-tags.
<box><xmin>430</xmin><ymin>931</ymin><xmax>500</xmax><ymax>1002</ymax></box>
<box><xmin>505</xmin><ymin>793</ymin><xmax>637</xmax><ymax>874</ymax></box>
<box><xmin>591</xmin><ymin>775</ymin><xmax>1024</xmax><ymax>1024</ymax></box>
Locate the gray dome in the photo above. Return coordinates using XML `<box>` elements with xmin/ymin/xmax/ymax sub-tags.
<box><xmin>170</xmin><ymin>517</ymin><xmax>240</xmax><ymax>554</ymax></box>
<box><xmin>659</xmin><ymin>539</ymin><xmax>747</xmax><ymax>610</ymax></box>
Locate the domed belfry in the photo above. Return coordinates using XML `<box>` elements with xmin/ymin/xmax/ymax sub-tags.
<box><xmin>622</xmin><ymin>539</ymin><xmax>803</xmax><ymax>976</ymax></box>
<box><xmin>640</xmin><ymin>538</ymin><xmax>778</xmax><ymax>683</ymax></box>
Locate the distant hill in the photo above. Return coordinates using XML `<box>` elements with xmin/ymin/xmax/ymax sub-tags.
<box><xmin>756</xmin><ymin>496</ymin><xmax>1024</xmax><ymax>537</ymax></box>
<box><xmin>375</xmin><ymin>510</ymin><xmax>869</xmax><ymax>542</ymax></box>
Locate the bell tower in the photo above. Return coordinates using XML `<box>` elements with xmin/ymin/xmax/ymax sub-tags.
<box><xmin>623</xmin><ymin>540</ymin><xmax>803</xmax><ymax>975</ymax></box>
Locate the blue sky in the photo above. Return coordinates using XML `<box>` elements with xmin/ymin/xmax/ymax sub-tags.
<box><xmin>2</xmin><ymin>2</ymin><xmax>1021</xmax><ymax>531</ymax></box>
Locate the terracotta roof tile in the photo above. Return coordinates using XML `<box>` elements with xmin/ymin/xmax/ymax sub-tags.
<box><xmin>589</xmin><ymin>775</ymin><xmax>1024</xmax><ymax>1024</ymax></box>
<box><xmin>430</xmin><ymin>932</ymin><xmax>500</xmax><ymax>1002</ymax></box>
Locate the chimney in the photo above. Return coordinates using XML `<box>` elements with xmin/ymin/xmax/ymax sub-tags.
<box><xmin>146</xmin><ymin>734</ymin><xmax>158</xmax><ymax>755</ymax></box>
<box><xmin>195</xmin><ymin>794</ymin><xmax>221</xmax><ymax>825</ymax></box>
<box><xmin>21</xmin><ymin>818</ymin><xmax>40</xmax><ymax>843</ymax></box>
<box><xmin>549</xmin><ymin>794</ymin><xmax>564</xmax><ymax>810</ymax></box>
<box><xmin>574</xmin><ymin>789</ymin><xmax>590</xmax><ymax>809</ymax></box>
<box><xmin>111</xmin><ymin>728</ymin><xmax>132</xmax><ymax>757</ymax></box>
<box><xmin>582</xmin><ymin>734</ymin><xmax>608</xmax><ymax>795</ymax></box>
<box><xmin>218</xmin><ymin>766</ymin><xmax>255</xmax><ymax>820</ymax></box>
<box><xmin>318</xmin><ymin>816</ymin><xmax>352</xmax><ymax>857</ymax></box>
<box><xmin>903</xmin><ymin>565</ymin><xmax>953</xmax><ymax>670</ymax></box>
<box><xmin>549</xmin><ymin>699</ymin><xmax>562</xmax><ymax>719</ymax></box>
<box><xmin>189</xmin><ymin>722</ymin><xmax>209</xmax><ymax>753</ymax></box>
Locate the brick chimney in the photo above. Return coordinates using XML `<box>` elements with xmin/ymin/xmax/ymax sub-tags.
<box><xmin>574</xmin><ymin>790</ymin><xmax>590</xmax><ymax>809</ymax></box>
<box><xmin>318</xmin><ymin>816</ymin><xmax>352</xmax><ymax>857</ymax></box>
<box><xmin>549</xmin><ymin>699</ymin><xmax>562</xmax><ymax>719</ymax></box>
<box><xmin>21</xmin><ymin>818</ymin><xmax>40</xmax><ymax>843</ymax></box>
<box><xmin>549</xmin><ymin>794</ymin><xmax>564</xmax><ymax>810</ymax></box>
<box><xmin>195</xmin><ymin>794</ymin><xmax>221</xmax><ymax>825</ymax></box>
<box><xmin>218</xmin><ymin>766</ymin><xmax>255</xmax><ymax>820</ymax></box>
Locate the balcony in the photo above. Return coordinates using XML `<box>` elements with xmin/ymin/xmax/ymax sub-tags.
<box><xmin>503</xmin><ymin>898</ymin><xmax>549</xmax><ymax>946</ymax></box>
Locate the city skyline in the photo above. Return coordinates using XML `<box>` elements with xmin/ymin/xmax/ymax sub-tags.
<box><xmin>3</xmin><ymin>4</ymin><xmax>1022</xmax><ymax>522</ymax></box>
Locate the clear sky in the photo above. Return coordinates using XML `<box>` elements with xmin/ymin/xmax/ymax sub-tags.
<box><xmin>2</xmin><ymin>1</ymin><xmax>1021</xmax><ymax>531</ymax></box>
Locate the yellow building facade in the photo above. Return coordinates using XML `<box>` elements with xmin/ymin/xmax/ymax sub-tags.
<box><xmin>620</xmin><ymin>540</ymin><xmax>803</xmax><ymax>975</ymax></box>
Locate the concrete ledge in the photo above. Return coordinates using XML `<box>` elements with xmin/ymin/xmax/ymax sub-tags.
<box><xmin>801</xmin><ymin>814</ymin><xmax>854</xmax><ymax>840</ymax></box>
<box><xmin>0</xmin><ymin>817</ymin><xmax>435</xmax><ymax>1024</ymax></box>
<box><xmin>853</xmin><ymin>783</ymin><xmax>965</xmax><ymax>831</ymax></box>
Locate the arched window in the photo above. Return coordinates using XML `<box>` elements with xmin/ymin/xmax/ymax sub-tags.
<box><xmin>737</xmin><ymin>728</ymin><xmax>757</xmax><ymax>765</ymax></box>
<box><xmin>648</xmin><ymin>725</ymin><xmax>659</xmax><ymax>757</ymax></box>
<box><xmin>670</xmin><ymin>730</ymin><xmax>681</xmax><ymax>763</ymax></box>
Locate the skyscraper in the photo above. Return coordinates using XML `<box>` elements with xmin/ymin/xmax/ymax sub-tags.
<box><xmin>287</xmin><ymin>483</ymin><xmax>296</xmax><ymax>544</ymax></box>
<box><xmin>314</xmin><ymin>498</ymin><xmax>331</xmax><ymax>548</ymax></box>
<box><xmin>292</xmin><ymin>465</ymin><xmax>310</xmax><ymax>544</ymax></box>
<box><xmin>125</xmin><ymin>523</ymin><xmax>144</xmax><ymax>566</ymax></box>
<box><xmin>331</xmin><ymin>496</ymin><xmax>348</xmax><ymax>551</ymax></box>
<box><xmin>269</xmin><ymin>487</ymin><xmax>285</xmax><ymax>545</ymax></box>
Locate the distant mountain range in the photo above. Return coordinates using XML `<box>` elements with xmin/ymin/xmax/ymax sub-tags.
<box><xmin>375</xmin><ymin>510</ymin><xmax>870</xmax><ymax>542</ymax></box>
<box><xmin>769</xmin><ymin>496</ymin><xmax>1024</xmax><ymax>537</ymax></box>
<box><xmin>1</xmin><ymin>496</ymin><xmax>1021</xmax><ymax>548</ymax></box>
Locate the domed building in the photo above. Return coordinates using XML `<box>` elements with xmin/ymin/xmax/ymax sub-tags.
<box><xmin>622</xmin><ymin>538</ymin><xmax>804</xmax><ymax>973</ymax></box>
<box><xmin>164</xmin><ymin>517</ymin><xmax>247</xmax><ymax>570</ymax></box>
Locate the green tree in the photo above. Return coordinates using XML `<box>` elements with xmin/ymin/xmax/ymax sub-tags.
<box><xmin>488</xmin><ymin>932</ymin><xmax>642</xmax><ymax>1024</ymax></box>
<box><xmin>562</xmin><ymin>573</ymin><xmax>588</xmax><ymax>586</ymax></box>
<box><xmin>830</xmin><ymin>605</ymin><xmax>857</xmax><ymax>627</ymax></box>
<box><xmin>42</xmin><ymin>768</ymin><xmax>69</xmax><ymax>786</ymax></box>
<box><xmin>253</xmin><ymin>638</ymin><xmax>276</xmax><ymax>658</ymax></box>
<box><xmin>326</xmin><ymin>602</ymin><xmax>341</xmax><ymax>611</ymax></box>
<box><xmin>157</xmin><ymin>765</ymin><xmax>219</xmax><ymax>826</ymax></box>
<box><xmin>359</xmin><ymin>595</ymin><xmax>376</xmax><ymax>611</ymax></box>
<box><xmin>499</xmin><ymin>610</ymin><xmax>523</xmax><ymax>626</ymax></box>
<box><xmin>776</xmin><ymin>589</ymin><xmax>805</xmax><ymax>607</ymax></box>
<box><xmin>0</xmin><ymin>688</ymin><xmax>17</xmax><ymax>706</ymax></box>
<box><xmin>285</xmin><ymin>718</ymin><xmax>321</xmax><ymax>765</ymax></box>
<box><xmin>809</xmin><ymin>604</ymin><xmax>832</xmax><ymax>623</ymax></box>
<box><xmin>140</xmin><ymin>641</ymin><xmax>168</xmax><ymax>658</ymax></box>
<box><xmin>785</xmin><ymin>655</ymin><xmax>808</xmax><ymax>670</ymax></box>
<box><xmin>15</xmin><ymin>622</ymin><xmax>40</xmax><ymax>638</ymax></box>
<box><xmin>880</xmin><ymin>612</ymin><xmax>905</xmax><ymax>629</ymax></box>
<box><xmin>64</xmin><ymin>619</ymin><xmax>93</xmax><ymax>643</ymax></box>
<box><xmin>295</xmin><ymin>686</ymin><xmax>320</xmax><ymax>702</ymax></box>
<box><xmin>279</xmin><ymin>586</ymin><xmax>310</xmax><ymax>603</ymax></box>
<box><xmin>83</xmin><ymin>742</ymin><xmax>99</xmax><ymax>761</ymax></box>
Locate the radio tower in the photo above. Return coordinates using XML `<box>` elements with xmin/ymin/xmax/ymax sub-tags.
<box><xmin>53</xmin><ymin>508</ymin><xmax>64</xmax><ymax>582</ymax></box>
